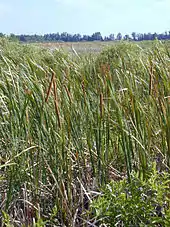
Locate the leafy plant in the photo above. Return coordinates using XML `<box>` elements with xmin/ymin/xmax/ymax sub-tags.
<box><xmin>91</xmin><ymin>165</ymin><xmax>170</xmax><ymax>226</ymax></box>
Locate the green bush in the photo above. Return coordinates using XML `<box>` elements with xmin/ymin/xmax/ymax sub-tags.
<box><xmin>91</xmin><ymin>165</ymin><xmax>170</xmax><ymax>226</ymax></box>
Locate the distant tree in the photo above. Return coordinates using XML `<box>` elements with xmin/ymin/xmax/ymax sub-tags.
<box><xmin>19</xmin><ymin>35</ymin><xmax>26</xmax><ymax>42</ymax></box>
<box><xmin>116</xmin><ymin>33</ymin><xmax>122</xmax><ymax>40</ymax></box>
<box><xmin>137</xmin><ymin>33</ymin><xmax>144</xmax><ymax>41</ymax></box>
<box><xmin>92</xmin><ymin>32</ymin><xmax>103</xmax><ymax>41</ymax></box>
<box><xmin>104</xmin><ymin>36</ymin><xmax>110</xmax><ymax>41</ymax></box>
<box><xmin>60</xmin><ymin>32</ymin><xmax>69</xmax><ymax>42</ymax></box>
<box><xmin>2</xmin><ymin>30</ymin><xmax>170</xmax><ymax>43</ymax></box>
<box><xmin>124</xmin><ymin>34</ymin><xmax>130</xmax><ymax>40</ymax></box>
<box><xmin>109</xmin><ymin>34</ymin><xmax>115</xmax><ymax>41</ymax></box>
<box><xmin>8</xmin><ymin>33</ymin><xmax>18</xmax><ymax>42</ymax></box>
<box><xmin>149</xmin><ymin>33</ymin><xmax>154</xmax><ymax>40</ymax></box>
<box><xmin>72</xmin><ymin>34</ymin><xmax>81</xmax><ymax>42</ymax></box>
<box><xmin>168</xmin><ymin>31</ymin><xmax>170</xmax><ymax>39</ymax></box>
<box><xmin>82</xmin><ymin>35</ymin><xmax>89</xmax><ymax>41</ymax></box>
<box><xmin>143</xmin><ymin>33</ymin><xmax>153</xmax><ymax>41</ymax></box>
<box><xmin>153</xmin><ymin>32</ymin><xmax>158</xmax><ymax>40</ymax></box>
<box><xmin>0</xmin><ymin>33</ymin><xmax>4</xmax><ymax>38</ymax></box>
<box><xmin>131</xmin><ymin>32</ymin><xmax>137</xmax><ymax>41</ymax></box>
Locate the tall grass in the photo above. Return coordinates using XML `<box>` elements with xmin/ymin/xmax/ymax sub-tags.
<box><xmin>0</xmin><ymin>39</ymin><xmax>170</xmax><ymax>226</ymax></box>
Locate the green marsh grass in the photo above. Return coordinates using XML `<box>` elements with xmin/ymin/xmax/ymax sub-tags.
<box><xmin>0</xmin><ymin>39</ymin><xmax>170</xmax><ymax>226</ymax></box>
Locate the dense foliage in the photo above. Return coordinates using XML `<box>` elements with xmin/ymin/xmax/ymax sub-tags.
<box><xmin>1</xmin><ymin>31</ymin><xmax>170</xmax><ymax>42</ymax></box>
<box><xmin>0</xmin><ymin>39</ymin><xmax>170</xmax><ymax>226</ymax></box>
<box><xmin>91</xmin><ymin>164</ymin><xmax>170</xmax><ymax>226</ymax></box>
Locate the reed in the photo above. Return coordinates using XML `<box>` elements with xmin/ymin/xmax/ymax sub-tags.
<box><xmin>0</xmin><ymin>39</ymin><xmax>170</xmax><ymax>226</ymax></box>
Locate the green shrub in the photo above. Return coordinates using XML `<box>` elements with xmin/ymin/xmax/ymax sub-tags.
<box><xmin>91</xmin><ymin>165</ymin><xmax>170</xmax><ymax>226</ymax></box>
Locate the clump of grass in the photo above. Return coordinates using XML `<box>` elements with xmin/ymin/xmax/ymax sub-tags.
<box><xmin>0</xmin><ymin>38</ymin><xmax>170</xmax><ymax>226</ymax></box>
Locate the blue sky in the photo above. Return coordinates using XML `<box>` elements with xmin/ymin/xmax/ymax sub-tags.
<box><xmin>0</xmin><ymin>0</ymin><xmax>169</xmax><ymax>36</ymax></box>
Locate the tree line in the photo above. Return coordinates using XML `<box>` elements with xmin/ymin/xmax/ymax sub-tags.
<box><xmin>0</xmin><ymin>31</ymin><xmax>170</xmax><ymax>42</ymax></box>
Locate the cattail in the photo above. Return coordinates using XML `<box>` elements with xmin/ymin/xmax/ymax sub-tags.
<box><xmin>64</xmin><ymin>84</ymin><xmax>72</xmax><ymax>103</ymax></box>
<box><xmin>100</xmin><ymin>93</ymin><xmax>104</xmax><ymax>118</ymax></box>
<box><xmin>53</xmin><ymin>78</ymin><xmax>61</xmax><ymax>129</ymax></box>
<box><xmin>45</xmin><ymin>71</ymin><xmax>55</xmax><ymax>103</ymax></box>
<box><xmin>149</xmin><ymin>63</ymin><xmax>153</xmax><ymax>95</ymax></box>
